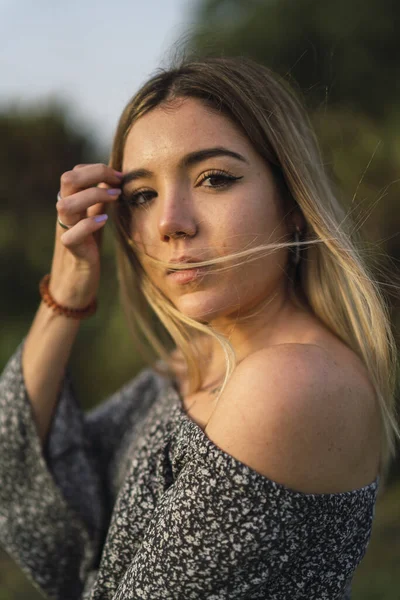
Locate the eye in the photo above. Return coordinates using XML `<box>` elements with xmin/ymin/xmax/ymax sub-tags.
<box><xmin>122</xmin><ymin>189</ymin><xmax>156</xmax><ymax>208</ymax></box>
<box><xmin>197</xmin><ymin>169</ymin><xmax>243</xmax><ymax>189</ymax></box>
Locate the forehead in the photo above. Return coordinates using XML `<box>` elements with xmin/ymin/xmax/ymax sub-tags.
<box><xmin>122</xmin><ymin>98</ymin><xmax>253</xmax><ymax>168</ymax></box>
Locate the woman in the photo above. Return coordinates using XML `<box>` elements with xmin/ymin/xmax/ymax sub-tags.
<box><xmin>0</xmin><ymin>56</ymin><xmax>397</xmax><ymax>599</ymax></box>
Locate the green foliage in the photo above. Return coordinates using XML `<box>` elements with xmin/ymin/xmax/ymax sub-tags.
<box><xmin>190</xmin><ymin>0</ymin><xmax>400</xmax><ymax>121</ymax></box>
<box><xmin>0</xmin><ymin>101</ymin><xmax>97</xmax><ymax>326</ymax></box>
<box><xmin>352</xmin><ymin>481</ymin><xmax>400</xmax><ymax>598</ymax></box>
<box><xmin>0</xmin><ymin>548</ymin><xmax>44</xmax><ymax>599</ymax></box>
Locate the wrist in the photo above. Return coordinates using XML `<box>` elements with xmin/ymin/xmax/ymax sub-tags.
<box><xmin>49</xmin><ymin>268</ymin><xmax>98</xmax><ymax>308</ymax></box>
<box><xmin>40</xmin><ymin>274</ymin><xmax>97</xmax><ymax>319</ymax></box>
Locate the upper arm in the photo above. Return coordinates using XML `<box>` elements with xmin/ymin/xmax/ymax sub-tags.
<box><xmin>204</xmin><ymin>344</ymin><xmax>375</xmax><ymax>494</ymax></box>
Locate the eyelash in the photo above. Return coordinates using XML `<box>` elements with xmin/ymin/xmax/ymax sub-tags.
<box><xmin>122</xmin><ymin>170</ymin><xmax>243</xmax><ymax>208</ymax></box>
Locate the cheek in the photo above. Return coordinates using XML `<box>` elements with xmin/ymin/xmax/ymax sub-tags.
<box><xmin>131</xmin><ymin>218</ymin><xmax>153</xmax><ymax>251</ymax></box>
<box><xmin>216</xmin><ymin>201</ymin><xmax>271</xmax><ymax>249</ymax></box>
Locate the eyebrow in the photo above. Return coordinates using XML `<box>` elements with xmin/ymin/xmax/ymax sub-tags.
<box><xmin>121</xmin><ymin>146</ymin><xmax>248</xmax><ymax>185</ymax></box>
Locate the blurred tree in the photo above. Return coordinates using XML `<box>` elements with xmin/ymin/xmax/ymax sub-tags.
<box><xmin>0</xmin><ymin>102</ymin><xmax>98</xmax><ymax>326</ymax></box>
<box><xmin>191</xmin><ymin>0</ymin><xmax>400</xmax><ymax>121</ymax></box>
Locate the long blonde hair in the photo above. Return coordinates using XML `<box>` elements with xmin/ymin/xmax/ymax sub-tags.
<box><xmin>109</xmin><ymin>56</ymin><xmax>399</xmax><ymax>484</ymax></box>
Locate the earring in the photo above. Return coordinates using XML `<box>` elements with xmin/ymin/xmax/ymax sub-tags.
<box><xmin>293</xmin><ymin>225</ymin><xmax>302</xmax><ymax>266</ymax></box>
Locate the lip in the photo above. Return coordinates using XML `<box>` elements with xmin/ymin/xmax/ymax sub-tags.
<box><xmin>166</xmin><ymin>265</ymin><xmax>209</xmax><ymax>284</ymax></box>
<box><xmin>166</xmin><ymin>255</ymin><xmax>206</xmax><ymax>273</ymax></box>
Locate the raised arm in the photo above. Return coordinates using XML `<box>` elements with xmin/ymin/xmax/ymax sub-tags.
<box><xmin>22</xmin><ymin>163</ymin><xmax>123</xmax><ymax>446</ymax></box>
<box><xmin>0</xmin><ymin>163</ymin><xmax>125</xmax><ymax>598</ymax></box>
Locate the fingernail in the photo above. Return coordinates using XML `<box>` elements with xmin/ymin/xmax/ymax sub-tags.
<box><xmin>107</xmin><ymin>188</ymin><xmax>122</xmax><ymax>196</ymax></box>
<box><xmin>114</xmin><ymin>171</ymin><xmax>124</xmax><ymax>178</ymax></box>
<box><xmin>94</xmin><ymin>214</ymin><xmax>108</xmax><ymax>223</ymax></box>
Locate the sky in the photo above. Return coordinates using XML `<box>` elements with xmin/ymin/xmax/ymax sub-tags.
<box><xmin>0</xmin><ymin>0</ymin><xmax>199</xmax><ymax>147</ymax></box>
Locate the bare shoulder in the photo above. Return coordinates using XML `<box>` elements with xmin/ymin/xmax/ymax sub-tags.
<box><xmin>205</xmin><ymin>343</ymin><xmax>381</xmax><ymax>494</ymax></box>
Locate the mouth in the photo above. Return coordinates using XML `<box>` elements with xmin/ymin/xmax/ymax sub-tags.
<box><xmin>166</xmin><ymin>254</ymin><xmax>207</xmax><ymax>274</ymax></box>
<box><xmin>166</xmin><ymin>265</ymin><xmax>209</xmax><ymax>284</ymax></box>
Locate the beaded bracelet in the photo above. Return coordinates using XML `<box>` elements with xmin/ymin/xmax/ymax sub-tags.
<box><xmin>39</xmin><ymin>274</ymin><xmax>97</xmax><ymax>319</ymax></box>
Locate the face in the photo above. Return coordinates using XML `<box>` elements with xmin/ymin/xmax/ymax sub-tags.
<box><xmin>121</xmin><ymin>98</ymin><xmax>291</xmax><ymax>324</ymax></box>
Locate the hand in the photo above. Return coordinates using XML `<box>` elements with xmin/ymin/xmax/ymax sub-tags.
<box><xmin>49</xmin><ymin>163</ymin><xmax>123</xmax><ymax>308</ymax></box>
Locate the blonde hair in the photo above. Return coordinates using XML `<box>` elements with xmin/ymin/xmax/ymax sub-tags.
<box><xmin>109</xmin><ymin>56</ymin><xmax>399</xmax><ymax>484</ymax></box>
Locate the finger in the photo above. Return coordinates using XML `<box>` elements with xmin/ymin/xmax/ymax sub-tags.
<box><xmin>59</xmin><ymin>214</ymin><xmax>109</xmax><ymax>248</ymax></box>
<box><xmin>87</xmin><ymin>201</ymin><xmax>106</xmax><ymax>218</ymax></box>
<box><xmin>56</xmin><ymin>187</ymin><xmax>121</xmax><ymax>226</ymax></box>
<box><xmin>60</xmin><ymin>163</ymin><xmax>123</xmax><ymax>197</ymax></box>
<box><xmin>86</xmin><ymin>181</ymin><xmax>112</xmax><ymax>218</ymax></box>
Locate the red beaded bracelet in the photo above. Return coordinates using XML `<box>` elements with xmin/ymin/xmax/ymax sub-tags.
<box><xmin>39</xmin><ymin>274</ymin><xmax>97</xmax><ymax>319</ymax></box>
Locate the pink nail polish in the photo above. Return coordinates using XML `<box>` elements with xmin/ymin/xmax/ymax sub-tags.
<box><xmin>107</xmin><ymin>188</ymin><xmax>122</xmax><ymax>195</ymax></box>
<box><xmin>94</xmin><ymin>214</ymin><xmax>108</xmax><ymax>223</ymax></box>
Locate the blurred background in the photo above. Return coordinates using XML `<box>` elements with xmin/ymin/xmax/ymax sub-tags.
<box><xmin>0</xmin><ymin>0</ymin><xmax>399</xmax><ymax>598</ymax></box>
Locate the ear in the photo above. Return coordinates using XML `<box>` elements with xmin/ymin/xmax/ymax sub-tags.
<box><xmin>276</xmin><ymin>178</ymin><xmax>304</xmax><ymax>232</ymax></box>
<box><xmin>291</xmin><ymin>210</ymin><xmax>306</xmax><ymax>235</ymax></box>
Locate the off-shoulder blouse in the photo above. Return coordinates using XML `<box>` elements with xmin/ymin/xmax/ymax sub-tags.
<box><xmin>0</xmin><ymin>343</ymin><xmax>379</xmax><ymax>599</ymax></box>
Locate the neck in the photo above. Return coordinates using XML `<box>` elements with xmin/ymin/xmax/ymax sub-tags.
<box><xmin>198</xmin><ymin>285</ymin><xmax>303</xmax><ymax>386</ymax></box>
<box><xmin>171</xmin><ymin>281</ymin><xmax>313</xmax><ymax>395</ymax></box>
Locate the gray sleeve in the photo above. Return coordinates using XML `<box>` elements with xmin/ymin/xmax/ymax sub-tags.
<box><xmin>0</xmin><ymin>342</ymin><xmax>160</xmax><ymax>600</ymax></box>
<box><xmin>109</xmin><ymin>435</ymin><xmax>375</xmax><ymax>600</ymax></box>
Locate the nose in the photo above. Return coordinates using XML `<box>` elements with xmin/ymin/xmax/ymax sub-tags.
<box><xmin>158</xmin><ymin>190</ymin><xmax>197</xmax><ymax>241</ymax></box>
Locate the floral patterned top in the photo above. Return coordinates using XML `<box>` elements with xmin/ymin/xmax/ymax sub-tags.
<box><xmin>0</xmin><ymin>343</ymin><xmax>379</xmax><ymax>599</ymax></box>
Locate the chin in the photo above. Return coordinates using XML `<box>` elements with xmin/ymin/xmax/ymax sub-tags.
<box><xmin>172</xmin><ymin>291</ymin><xmax>238</xmax><ymax>324</ymax></box>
